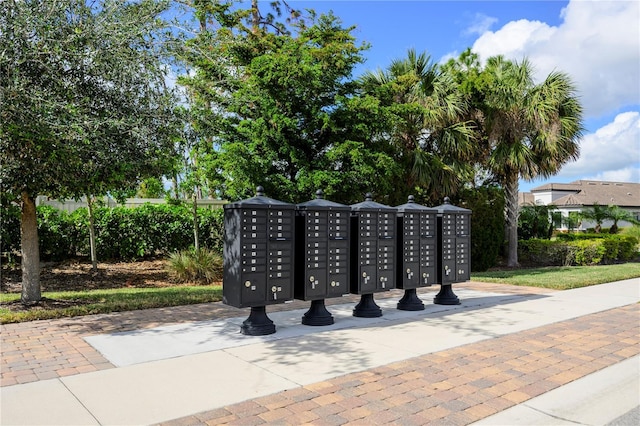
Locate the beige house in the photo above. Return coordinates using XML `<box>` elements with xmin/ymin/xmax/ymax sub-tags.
<box><xmin>520</xmin><ymin>180</ymin><xmax>640</xmax><ymax>231</ymax></box>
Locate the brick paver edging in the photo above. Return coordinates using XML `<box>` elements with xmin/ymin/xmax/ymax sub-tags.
<box><xmin>157</xmin><ymin>304</ymin><xmax>640</xmax><ymax>426</ymax></box>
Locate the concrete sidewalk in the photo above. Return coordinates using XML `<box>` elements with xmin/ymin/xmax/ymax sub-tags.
<box><xmin>1</xmin><ymin>279</ymin><xmax>638</xmax><ymax>425</ymax></box>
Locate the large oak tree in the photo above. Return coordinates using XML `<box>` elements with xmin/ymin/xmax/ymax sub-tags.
<box><xmin>0</xmin><ymin>0</ymin><xmax>178</xmax><ymax>302</ymax></box>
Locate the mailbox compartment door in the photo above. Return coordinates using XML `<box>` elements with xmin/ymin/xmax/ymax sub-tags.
<box><xmin>328</xmin><ymin>241</ymin><xmax>349</xmax><ymax>297</ymax></box>
<box><xmin>399</xmin><ymin>213</ymin><xmax>419</xmax><ymax>289</ymax></box>
<box><xmin>377</xmin><ymin>212</ymin><xmax>395</xmax><ymax>290</ymax></box>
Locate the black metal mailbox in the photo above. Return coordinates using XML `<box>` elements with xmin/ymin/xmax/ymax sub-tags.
<box><xmin>223</xmin><ymin>186</ymin><xmax>295</xmax><ymax>335</ymax></box>
<box><xmin>434</xmin><ymin>197</ymin><xmax>471</xmax><ymax>305</ymax></box>
<box><xmin>349</xmin><ymin>193</ymin><xmax>396</xmax><ymax>317</ymax></box>
<box><xmin>295</xmin><ymin>190</ymin><xmax>351</xmax><ymax>325</ymax></box>
<box><xmin>394</xmin><ymin>195</ymin><xmax>438</xmax><ymax>311</ymax></box>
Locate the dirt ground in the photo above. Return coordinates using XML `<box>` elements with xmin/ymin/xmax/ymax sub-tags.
<box><xmin>0</xmin><ymin>258</ymin><xmax>190</xmax><ymax>313</ymax></box>
<box><xmin>0</xmin><ymin>258</ymin><xmax>178</xmax><ymax>294</ymax></box>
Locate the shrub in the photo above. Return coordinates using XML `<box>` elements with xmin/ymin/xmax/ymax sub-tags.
<box><xmin>567</xmin><ymin>240</ymin><xmax>605</xmax><ymax>266</ymax></box>
<box><xmin>0</xmin><ymin>203</ymin><xmax>21</xmax><ymax>257</ymax></box>
<box><xmin>37</xmin><ymin>206</ymin><xmax>75</xmax><ymax>260</ymax></box>
<box><xmin>167</xmin><ymin>248</ymin><xmax>223</xmax><ymax>284</ymax></box>
<box><xmin>519</xmin><ymin>235</ymin><xmax>639</xmax><ymax>266</ymax></box>
<box><xmin>518</xmin><ymin>239</ymin><xmax>571</xmax><ymax>266</ymax></box>
<box><xmin>455</xmin><ymin>186</ymin><xmax>505</xmax><ymax>272</ymax></box>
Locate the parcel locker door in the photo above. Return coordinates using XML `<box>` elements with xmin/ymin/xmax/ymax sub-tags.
<box><xmin>304</xmin><ymin>240</ymin><xmax>328</xmax><ymax>299</ymax></box>
<box><xmin>328</xmin><ymin>240</ymin><xmax>349</xmax><ymax>297</ymax></box>
<box><xmin>419</xmin><ymin>240</ymin><xmax>436</xmax><ymax>286</ymax></box>
<box><xmin>267</xmin><ymin>242</ymin><xmax>293</xmax><ymax>301</ymax></box>
<box><xmin>377</xmin><ymin>242</ymin><xmax>394</xmax><ymax>290</ymax></box>
<box><xmin>241</xmin><ymin>272</ymin><xmax>267</xmax><ymax>306</ymax></box>
<box><xmin>455</xmin><ymin>239</ymin><xmax>470</xmax><ymax>282</ymax></box>
<box><xmin>441</xmin><ymin>236</ymin><xmax>456</xmax><ymax>284</ymax></box>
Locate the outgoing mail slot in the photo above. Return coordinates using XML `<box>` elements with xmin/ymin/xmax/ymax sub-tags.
<box><xmin>295</xmin><ymin>190</ymin><xmax>351</xmax><ymax>326</ymax></box>
<box><xmin>434</xmin><ymin>197</ymin><xmax>472</xmax><ymax>305</ymax></box>
<box><xmin>223</xmin><ymin>186</ymin><xmax>295</xmax><ymax>335</ymax></box>
<box><xmin>394</xmin><ymin>195</ymin><xmax>438</xmax><ymax>311</ymax></box>
<box><xmin>349</xmin><ymin>193</ymin><xmax>397</xmax><ymax>318</ymax></box>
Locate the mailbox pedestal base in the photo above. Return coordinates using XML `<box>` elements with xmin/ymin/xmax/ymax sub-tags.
<box><xmin>241</xmin><ymin>306</ymin><xmax>276</xmax><ymax>335</ymax></box>
<box><xmin>353</xmin><ymin>293</ymin><xmax>383</xmax><ymax>317</ymax></box>
<box><xmin>302</xmin><ymin>299</ymin><xmax>334</xmax><ymax>326</ymax></box>
<box><xmin>397</xmin><ymin>289</ymin><xmax>425</xmax><ymax>311</ymax></box>
<box><xmin>434</xmin><ymin>284</ymin><xmax>460</xmax><ymax>305</ymax></box>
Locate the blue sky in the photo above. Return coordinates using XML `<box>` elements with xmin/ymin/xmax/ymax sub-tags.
<box><xmin>288</xmin><ymin>0</ymin><xmax>640</xmax><ymax>192</ymax></box>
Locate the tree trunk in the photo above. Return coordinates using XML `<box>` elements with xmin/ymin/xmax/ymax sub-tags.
<box><xmin>192</xmin><ymin>194</ymin><xmax>199</xmax><ymax>251</ymax></box>
<box><xmin>87</xmin><ymin>195</ymin><xmax>98</xmax><ymax>273</ymax></box>
<box><xmin>20</xmin><ymin>191</ymin><xmax>41</xmax><ymax>304</ymax></box>
<box><xmin>504</xmin><ymin>174</ymin><xmax>520</xmax><ymax>267</ymax></box>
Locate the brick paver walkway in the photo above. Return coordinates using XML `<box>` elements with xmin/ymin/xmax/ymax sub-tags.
<box><xmin>4</xmin><ymin>282</ymin><xmax>636</xmax><ymax>425</ymax></box>
<box><xmin>157</xmin><ymin>303</ymin><xmax>640</xmax><ymax>426</ymax></box>
<box><xmin>0</xmin><ymin>282</ymin><xmax>550</xmax><ymax>387</ymax></box>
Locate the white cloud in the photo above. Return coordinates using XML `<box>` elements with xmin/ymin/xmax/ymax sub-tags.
<box><xmin>464</xmin><ymin>13</ymin><xmax>499</xmax><ymax>36</ymax></box>
<box><xmin>471</xmin><ymin>0</ymin><xmax>640</xmax><ymax>118</ymax></box>
<box><xmin>556</xmin><ymin>111</ymin><xmax>640</xmax><ymax>182</ymax></box>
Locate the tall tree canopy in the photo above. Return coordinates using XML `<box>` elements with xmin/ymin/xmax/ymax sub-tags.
<box><xmin>0</xmin><ymin>0</ymin><xmax>178</xmax><ymax>302</ymax></box>
<box><xmin>177</xmin><ymin>1</ymin><xmax>398</xmax><ymax>204</ymax></box>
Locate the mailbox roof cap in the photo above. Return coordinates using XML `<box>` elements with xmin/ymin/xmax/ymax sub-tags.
<box><xmin>434</xmin><ymin>197</ymin><xmax>471</xmax><ymax>214</ymax></box>
<box><xmin>350</xmin><ymin>193</ymin><xmax>396</xmax><ymax>212</ymax></box>
<box><xmin>223</xmin><ymin>186</ymin><xmax>295</xmax><ymax>209</ymax></box>
<box><xmin>297</xmin><ymin>190</ymin><xmax>350</xmax><ymax>210</ymax></box>
<box><xmin>395</xmin><ymin>195</ymin><xmax>437</xmax><ymax>212</ymax></box>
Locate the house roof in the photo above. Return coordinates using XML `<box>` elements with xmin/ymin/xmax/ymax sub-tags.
<box><xmin>518</xmin><ymin>192</ymin><xmax>535</xmax><ymax>206</ymax></box>
<box><xmin>531</xmin><ymin>180</ymin><xmax>640</xmax><ymax>208</ymax></box>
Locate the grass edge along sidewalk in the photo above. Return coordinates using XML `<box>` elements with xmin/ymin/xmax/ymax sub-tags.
<box><xmin>2</xmin><ymin>263</ymin><xmax>639</xmax><ymax>324</ymax></box>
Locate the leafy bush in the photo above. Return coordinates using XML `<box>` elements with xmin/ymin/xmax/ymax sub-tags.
<box><xmin>567</xmin><ymin>240</ymin><xmax>606</xmax><ymax>266</ymax></box>
<box><xmin>167</xmin><ymin>248</ymin><xmax>223</xmax><ymax>283</ymax></box>
<box><xmin>455</xmin><ymin>186</ymin><xmax>505</xmax><ymax>272</ymax></box>
<box><xmin>1</xmin><ymin>203</ymin><xmax>225</xmax><ymax>262</ymax></box>
<box><xmin>518</xmin><ymin>239</ymin><xmax>571</xmax><ymax>266</ymax></box>
<box><xmin>0</xmin><ymin>203</ymin><xmax>21</xmax><ymax>257</ymax></box>
<box><xmin>37</xmin><ymin>206</ymin><xmax>78</xmax><ymax>260</ymax></box>
<box><xmin>520</xmin><ymin>235</ymin><xmax>639</xmax><ymax>266</ymax></box>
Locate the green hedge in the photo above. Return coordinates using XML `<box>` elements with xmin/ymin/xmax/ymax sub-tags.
<box><xmin>1</xmin><ymin>203</ymin><xmax>224</xmax><ymax>261</ymax></box>
<box><xmin>519</xmin><ymin>235</ymin><xmax>639</xmax><ymax>266</ymax></box>
<box><xmin>455</xmin><ymin>186</ymin><xmax>505</xmax><ymax>272</ymax></box>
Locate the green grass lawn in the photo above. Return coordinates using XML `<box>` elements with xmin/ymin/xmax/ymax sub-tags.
<box><xmin>0</xmin><ymin>285</ymin><xmax>222</xmax><ymax>324</ymax></box>
<box><xmin>472</xmin><ymin>262</ymin><xmax>640</xmax><ymax>289</ymax></box>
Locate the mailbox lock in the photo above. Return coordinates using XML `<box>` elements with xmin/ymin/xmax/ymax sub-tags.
<box><xmin>362</xmin><ymin>272</ymin><xmax>367</xmax><ymax>278</ymax></box>
<box><xmin>331</xmin><ymin>281</ymin><xmax>336</xmax><ymax>287</ymax></box>
<box><xmin>244</xmin><ymin>280</ymin><xmax>251</xmax><ymax>288</ymax></box>
<box><xmin>271</xmin><ymin>286</ymin><xmax>277</xmax><ymax>293</ymax></box>
<box><xmin>309</xmin><ymin>276</ymin><xmax>315</xmax><ymax>282</ymax></box>
<box><xmin>406</xmin><ymin>268</ymin><xmax>411</xmax><ymax>274</ymax></box>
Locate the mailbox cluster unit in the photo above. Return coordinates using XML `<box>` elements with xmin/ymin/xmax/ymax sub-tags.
<box><xmin>295</xmin><ymin>190</ymin><xmax>351</xmax><ymax>325</ymax></box>
<box><xmin>394</xmin><ymin>195</ymin><xmax>438</xmax><ymax>311</ymax></box>
<box><xmin>434</xmin><ymin>197</ymin><xmax>471</xmax><ymax>305</ymax></box>
<box><xmin>223</xmin><ymin>187</ymin><xmax>471</xmax><ymax>335</ymax></box>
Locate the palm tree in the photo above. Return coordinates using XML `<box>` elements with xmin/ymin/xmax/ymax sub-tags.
<box><xmin>579</xmin><ymin>203</ymin><xmax>609</xmax><ymax>233</ymax></box>
<box><xmin>481</xmin><ymin>56</ymin><xmax>583</xmax><ymax>266</ymax></box>
<box><xmin>359</xmin><ymin>49</ymin><xmax>475</xmax><ymax>204</ymax></box>
<box><xmin>604</xmin><ymin>205</ymin><xmax>639</xmax><ymax>234</ymax></box>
